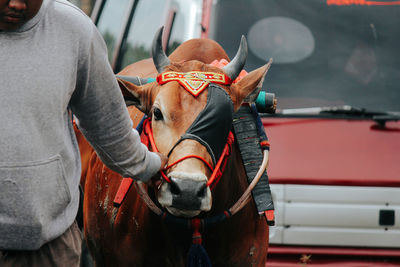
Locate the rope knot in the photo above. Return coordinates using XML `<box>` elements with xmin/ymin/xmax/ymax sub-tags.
<box><xmin>191</xmin><ymin>218</ymin><xmax>203</xmax><ymax>245</ymax></box>
<box><xmin>227</xmin><ymin>132</ymin><xmax>235</xmax><ymax>145</ymax></box>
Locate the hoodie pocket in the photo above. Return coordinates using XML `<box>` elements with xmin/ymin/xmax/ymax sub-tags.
<box><xmin>0</xmin><ymin>155</ymin><xmax>71</xmax><ymax>249</ymax></box>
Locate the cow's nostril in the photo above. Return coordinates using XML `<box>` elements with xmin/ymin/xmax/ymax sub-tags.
<box><xmin>196</xmin><ymin>184</ymin><xmax>207</xmax><ymax>198</ymax></box>
<box><xmin>169</xmin><ymin>180</ymin><xmax>180</xmax><ymax>195</ymax></box>
<box><xmin>167</xmin><ymin>177</ymin><xmax>207</xmax><ymax>211</ymax></box>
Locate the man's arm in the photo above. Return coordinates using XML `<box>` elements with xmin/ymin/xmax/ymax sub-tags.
<box><xmin>70</xmin><ymin>24</ymin><xmax>164</xmax><ymax>182</ymax></box>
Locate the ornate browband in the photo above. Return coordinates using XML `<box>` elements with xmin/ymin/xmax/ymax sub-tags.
<box><xmin>156</xmin><ymin>71</ymin><xmax>232</xmax><ymax>97</ymax></box>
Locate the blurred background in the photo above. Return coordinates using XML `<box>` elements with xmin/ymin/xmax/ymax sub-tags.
<box><xmin>69</xmin><ymin>0</ymin><xmax>95</xmax><ymax>14</ymax></box>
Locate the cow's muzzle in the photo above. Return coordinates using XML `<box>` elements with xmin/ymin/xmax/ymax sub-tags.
<box><xmin>157</xmin><ymin>172</ymin><xmax>212</xmax><ymax>218</ymax></box>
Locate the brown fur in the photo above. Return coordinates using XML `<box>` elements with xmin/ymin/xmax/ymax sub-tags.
<box><xmin>79</xmin><ymin>38</ymin><xmax>270</xmax><ymax>266</ymax></box>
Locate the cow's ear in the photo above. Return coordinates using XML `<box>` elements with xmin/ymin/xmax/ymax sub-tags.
<box><xmin>116</xmin><ymin>78</ymin><xmax>155</xmax><ymax>114</ymax></box>
<box><xmin>230</xmin><ymin>59</ymin><xmax>272</xmax><ymax>111</ymax></box>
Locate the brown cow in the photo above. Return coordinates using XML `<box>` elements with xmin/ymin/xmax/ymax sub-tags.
<box><xmin>80</xmin><ymin>28</ymin><xmax>271</xmax><ymax>266</ymax></box>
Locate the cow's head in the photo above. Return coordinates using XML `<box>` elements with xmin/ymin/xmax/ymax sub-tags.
<box><xmin>117</xmin><ymin>27</ymin><xmax>271</xmax><ymax>218</ymax></box>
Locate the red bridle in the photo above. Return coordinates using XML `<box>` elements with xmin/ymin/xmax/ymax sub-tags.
<box><xmin>141</xmin><ymin>118</ymin><xmax>234</xmax><ymax>189</ymax></box>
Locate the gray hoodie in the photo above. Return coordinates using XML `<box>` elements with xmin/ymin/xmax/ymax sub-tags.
<box><xmin>0</xmin><ymin>0</ymin><xmax>160</xmax><ymax>250</ymax></box>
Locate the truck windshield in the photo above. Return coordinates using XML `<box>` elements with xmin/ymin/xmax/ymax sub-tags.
<box><xmin>209</xmin><ymin>0</ymin><xmax>400</xmax><ymax>112</ymax></box>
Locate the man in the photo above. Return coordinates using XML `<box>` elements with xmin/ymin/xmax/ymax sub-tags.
<box><xmin>0</xmin><ymin>0</ymin><xmax>167</xmax><ymax>266</ymax></box>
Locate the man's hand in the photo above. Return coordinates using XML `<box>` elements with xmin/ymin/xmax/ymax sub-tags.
<box><xmin>156</xmin><ymin>152</ymin><xmax>168</xmax><ymax>171</ymax></box>
<box><xmin>148</xmin><ymin>152</ymin><xmax>168</xmax><ymax>187</ymax></box>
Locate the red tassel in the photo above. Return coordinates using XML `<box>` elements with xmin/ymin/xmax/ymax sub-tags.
<box><xmin>187</xmin><ymin>218</ymin><xmax>211</xmax><ymax>267</ymax></box>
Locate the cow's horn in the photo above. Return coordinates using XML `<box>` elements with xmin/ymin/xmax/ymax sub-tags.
<box><xmin>152</xmin><ymin>26</ymin><xmax>170</xmax><ymax>73</ymax></box>
<box><xmin>222</xmin><ymin>35</ymin><xmax>248</xmax><ymax>80</ymax></box>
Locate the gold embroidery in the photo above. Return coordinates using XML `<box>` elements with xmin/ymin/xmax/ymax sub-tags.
<box><xmin>157</xmin><ymin>71</ymin><xmax>232</xmax><ymax>97</ymax></box>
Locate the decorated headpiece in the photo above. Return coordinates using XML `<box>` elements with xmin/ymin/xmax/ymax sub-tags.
<box><xmin>157</xmin><ymin>71</ymin><xmax>232</xmax><ymax>97</ymax></box>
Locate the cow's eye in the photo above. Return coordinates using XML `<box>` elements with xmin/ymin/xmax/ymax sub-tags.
<box><xmin>153</xmin><ymin>107</ymin><xmax>164</xmax><ymax>121</ymax></box>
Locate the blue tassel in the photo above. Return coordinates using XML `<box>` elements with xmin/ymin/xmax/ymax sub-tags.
<box><xmin>186</xmin><ymin>244</ymin><xmax>212</xmax><ymax>267</ymax></box>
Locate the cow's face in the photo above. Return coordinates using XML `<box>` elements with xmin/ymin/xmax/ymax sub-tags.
<box><xmin>117</xmin><ymin>28</ymin><xmax>271</xmax><ymax>218</ymax></box>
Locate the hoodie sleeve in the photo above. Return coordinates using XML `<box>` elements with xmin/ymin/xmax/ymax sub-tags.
<box><xmin>70</xmin><ymin>23</ymin><xmax>160</xmax><ymax>182</ymax></box>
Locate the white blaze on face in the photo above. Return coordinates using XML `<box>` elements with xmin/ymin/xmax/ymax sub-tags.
<box><xmin>157</xmin><ymin>171</ymin><xmax>212</xmax><ymax>218</ymax></box>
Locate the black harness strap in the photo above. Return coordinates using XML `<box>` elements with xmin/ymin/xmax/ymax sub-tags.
<box><xmin>232</xmin><ymin>105</ymin><xmax>274</xmax><ymax>220</ymax></box>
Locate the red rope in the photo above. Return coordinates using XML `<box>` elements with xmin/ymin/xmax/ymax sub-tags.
<box><xmin>165</xmin><ymin>155</ymin><xmax>214</xmax><ymax>172</ymax></box>
<box><xmin>142</xmin><ymin>118</ymin><xmax>234</xmax><ymax>188</ymax></box>
<box><xmin>206</xmin><ymin>132</ymin><xmax>234</xmax><ymax>188</ymax></box>
<box><xmin>143</xmin><ymin>119</ymin><xmax>172</xmax><ymax>183</ymax></box>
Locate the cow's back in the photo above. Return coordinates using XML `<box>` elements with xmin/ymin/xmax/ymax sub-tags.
<box><xmin>119</xmin><ymin>38</ymin><xmax>229</xmax><ymax>77</ymax></box>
